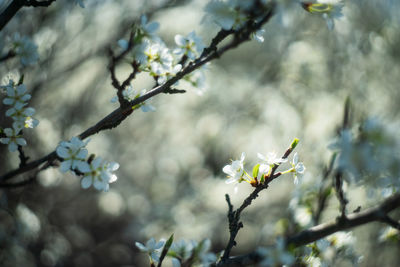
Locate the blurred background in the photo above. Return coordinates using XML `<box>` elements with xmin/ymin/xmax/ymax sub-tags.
<box><xmin>0</xmin><ymin>0</ymin><xmax>400</xmax><ymax>266</ymax></box>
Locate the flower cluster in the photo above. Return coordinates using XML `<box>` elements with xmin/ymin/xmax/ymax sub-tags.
<box><xmin>222</xmin><ymin>139</ymin><xmax>305</xmax><ymax>191</ymax></box>
<box><xmin>135</xmin><ymin>238</ymin><xmax>165</xmax><ymax>264</ymax></box>
<box><xmin>56</xmin><ymin>137</ymin><xmax>119</xmax><ymax>192</ymax></box>
<box><xmin>115</xmin><ymin>14</ymin><xmax>207</xmax><ymax>102</ymax></box>
<box><xmin>0</xmin><ymin>80</ymin><xmax>39</xmax><ymax>152</ymax></box>
<box><xmin>10</xmin><ymin>33</ymin><xmax>39</xmax><ymax>66</ymax></box>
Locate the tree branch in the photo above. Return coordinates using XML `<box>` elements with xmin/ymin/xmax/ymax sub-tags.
<box><xmin>0</xmin><ymin>0</ymin><xmax>56</xmax><ymax>31</ymax></box>
<box><xmin>218</xmin><ymin>193</ymin><xmax>400</xmax><ymax>266</ymax></box>
<box><xmin>0</xmin><ymin>1</ymin><xmax>276</xmax><ymax>185</ymax></box>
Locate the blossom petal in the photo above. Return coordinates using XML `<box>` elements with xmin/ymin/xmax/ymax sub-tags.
<box><xmin>81</xmin><ymin>176</ymin><xmax>92</xmax><ymax>189</ymax></box>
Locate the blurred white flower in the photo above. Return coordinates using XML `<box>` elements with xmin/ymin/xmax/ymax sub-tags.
<box><xmin>74</xmin><ymin>0</ymin><xmax>85</xmax><ymax>8</ymax></box>
<box><xmin>170</xmin><ymin>239</ymin><xmax>194</xmax><ymax>262</ymax></box>
<box><xmin>135</xmin><ymin>238</ymin><xmax>165</xmax><ymax>263</ymax></box>
<box><xmin>56</xmin><ymin>137</ymin><xmax>89</xmax><ymax>173</ymax></box>
<box><xmin>204</xmin><ymin>0</ymin><xmax>248</xmax><ymax>30</ymax></box>
<box><xmin>174</xmin><ymin>31</ymin><xmax>205</xmax><ymax>60</ymax></box>
<box><xmin>138</xmin><ymin>15</ymin><xmax>160</xmax><ymax>40</ymax></box>
<box><xmin>11</xmin><ymin>33</ymin><xmax>39</xmax><ymax>66</ymax></box>
<box><xmin>327</xmin><ymin>231</ymin><xmax>355</xmax><ymax>247</ymax></box>
<box><xmin>78</xmin><ymin>157</ymin><xmax>119</xmax><ymax>192</ymax></box>
<box><xmin>258</xmin><ymin>237</ymin><xmax>295</xmax><ymax>266</ymax></box>
<box><xmin>294</xmin><ymin>206</ymin><xmax>312</xmax><ymax>227</ymax></box>
<box><xmin>117</xmin><ymin>39</ymin><xmax>129</xmax><ymax>51</ymax></box>
<box><xmin>0</xmin><ymin>127</ymin><xmax>26</xmax><ymax>152</ymax></box>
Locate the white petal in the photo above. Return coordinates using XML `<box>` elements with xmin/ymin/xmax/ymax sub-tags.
<box><xmin>118</xmin><ymin>39</ymin><xmax>129</xmax><ymax>51</ymax></box>
<box><xmin>77</xmin><ymin>162</ymin><xmax>91</xmax><ymax>173</ymax></box>
<box><xmin>60</xmin><ymin>161</ymin><xmax>72</xmax><ymax>172</ymax></box>
<box><xmin>296</xmin><ymin>162</ymin><xmax>305</xmax><ymax>173</ymax></box>
<box><xmin>92</xmin><ymin>157</ymin><xmax>103</xmax><ymax>169</ymax></box>
<box><xmin>174</xmin><ymin>34</ymin><xmax>186</xmax><ymax>46</ymax></box>
<box><xmin>8</xmin><ymin>142</ymin><xmax>18</xmax><ymax>152</ymax></box>
<box><xmin>81</xmin><ymin>176</ymin><xmax>92</xmax><ymax>189</ymax></box>
<box><xmin>135</xmin><ymin>241</ymin><xmax>148</xmax><ymax>252</ymax></box>
<box><xmin>94</xmin><ymin>179</ymin><xmax>105</xmax><ymax>191</ymax></box>
<box><xmin>292</xmin><ymin>152</ymin><xmax>299</xmax><ymax>165</ymax></box>
<box><xmin>4</xmin><ymin>128</ymin><xmax>13</xmax><ymax>136</ymax></box>
<box><xmin>56</xmin><ymin>146</ymin><xmax>69</xmax><ymax>158</ymax></box>
<box><xmin>146</xmin><ymin>22</ymin><xmax>159</xmax><ymax>33</ymax></box>
<box><xmin>3</xmin><ymin>98</ymin><xmax>13</xmax><ymax>105</ymax></box>
<box><xmin>16</xmin><ymin>138</ymin><xmax>26</xmax><ymax>146</ymax></box>
<box><xmin>171</xmin><ymin>258</ymin><xmax>181</xmax><ymax>267</ymax></box>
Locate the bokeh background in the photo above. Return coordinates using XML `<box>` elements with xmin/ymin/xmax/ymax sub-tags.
<box><xmin>1</xmin><ymin>0</ymin><xmax>400</xmax><ymax>266</ymax></box>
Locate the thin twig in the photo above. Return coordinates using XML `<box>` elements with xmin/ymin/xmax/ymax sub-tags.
<box><xmin>0</xmin><ymin>0</ymin><xmax>56</xmax><ymax>31</ymax></box>
<box><xmin>218</xmin><ymin>138</ymin><xmax>295</xmax><ymax>265</ymax></box>
<box><xmin>217</xmin><ymin>193</ymin><xmax>400</xmax><ymax>266</ymax></box>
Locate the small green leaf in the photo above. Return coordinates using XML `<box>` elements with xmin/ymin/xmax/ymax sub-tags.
<box><xmin>157</xmin><ymin>234</ymin><xmax>174</xmax><ymax>267</ymax></box>
<box><xmin>18</xmin><ymin>75</ymin><xmax>24</xmax><ymax>85</ymax></box>
<box><xmin>252</xmin><ymin>164</ymin><xmax>260</xmax><ymax>178</ymax></box>
<box><xmin>165</xmin><ymin>234</ymin><xmax>174</xmax><ymax>250</ymax></box>
<box><xmin>290</xmin><ymin>138</ymin><xmax>300</xmax><ymax>149</ymax></box>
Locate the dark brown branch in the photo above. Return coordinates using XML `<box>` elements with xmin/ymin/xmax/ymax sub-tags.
<box><xmin>0</xmin><ymin>160</ymin><xmax>52</xmax><ymax>187</ymax></box>
<box><xmin>0</xmin><ymin>50</ymin><xmax>16</xmax><ymax>62</ymax></box>
<box><xmin>17</xmin><ymin>145</ymin><xmax>29</xmax><ymax>167</ymax></box>
<box><xmin>217</xmin><ymin>193</ymin><xmax>400</xmax><ymax>266</ymax></box>
<box><xmin>218</xmin><ymin>138</ymin><xmax>295</xmax><ymax>265</ymax></box>
<box><xmin>286</xmin><ymin>192</ymin><xmax>400</xmax><ymax>247</ymax></box>
<box><xmin>334</xmin><ymin>98</ymin><xmax>352</xmax><ymax>218</ymax></box>
<box><xmin>0</xmin><ymin>1</ymin><xmax>276</xmax><ymax>185</ymax></box>
<box><xmin>0</xmin><ymin>0</ymin><xmax>56</xmax><ymax>31</ymax></box>
<box><xmin>23</xmin><ymin>0</ymin><xmax>56</xmax><ymax>7</ymax></box>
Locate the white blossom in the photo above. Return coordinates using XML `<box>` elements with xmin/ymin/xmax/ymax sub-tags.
<box><xmin>223</xmin><ymin>152</ymin><xmax>246</xmax><ymax>185</ymax></box>
<box><xmin>56</xmin><ymin>137</ymin><xmax>89</xmax><ymax>173</ymax></box>
<box><xmin>135</xmin><ymin>238</ymin><xmax>165</xmax><ymax>263</ymax></box>
<box><xmin>174</xmin><ymin>31</ymin><xmax>205</xmax><ymax>60</ymax></box>
<box><xmin>138</xmin><ymin>15</ymin><xmax>160</xmax><ymax>40</ymax></box>
<box><xmin>3</xmin><ymin>83</ymin><xmax>31</xmax><ymax>109</ymax></box>
<box><xmin>11</xmin><ymin>33</ymin><xmax>39</xmax><ymax>66</ymax></box>
<box><xmin>204</xmin><ymin>0</ymin><xmax>248</xmax><ymax>30</ymax></box>
<box><xmin>258</xmin><ymin>237</ymin><xmax>295</xmax><ymax>266</ymax></box>
<box><xmin>78</xmin><ymin>157</ymin><xmax>119</xmax><ymax>192</ymax></box>
<box><xmin>0</xmin><ymin>127</ymin><xmax>26</xmax><ymax>152</ymax></box>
